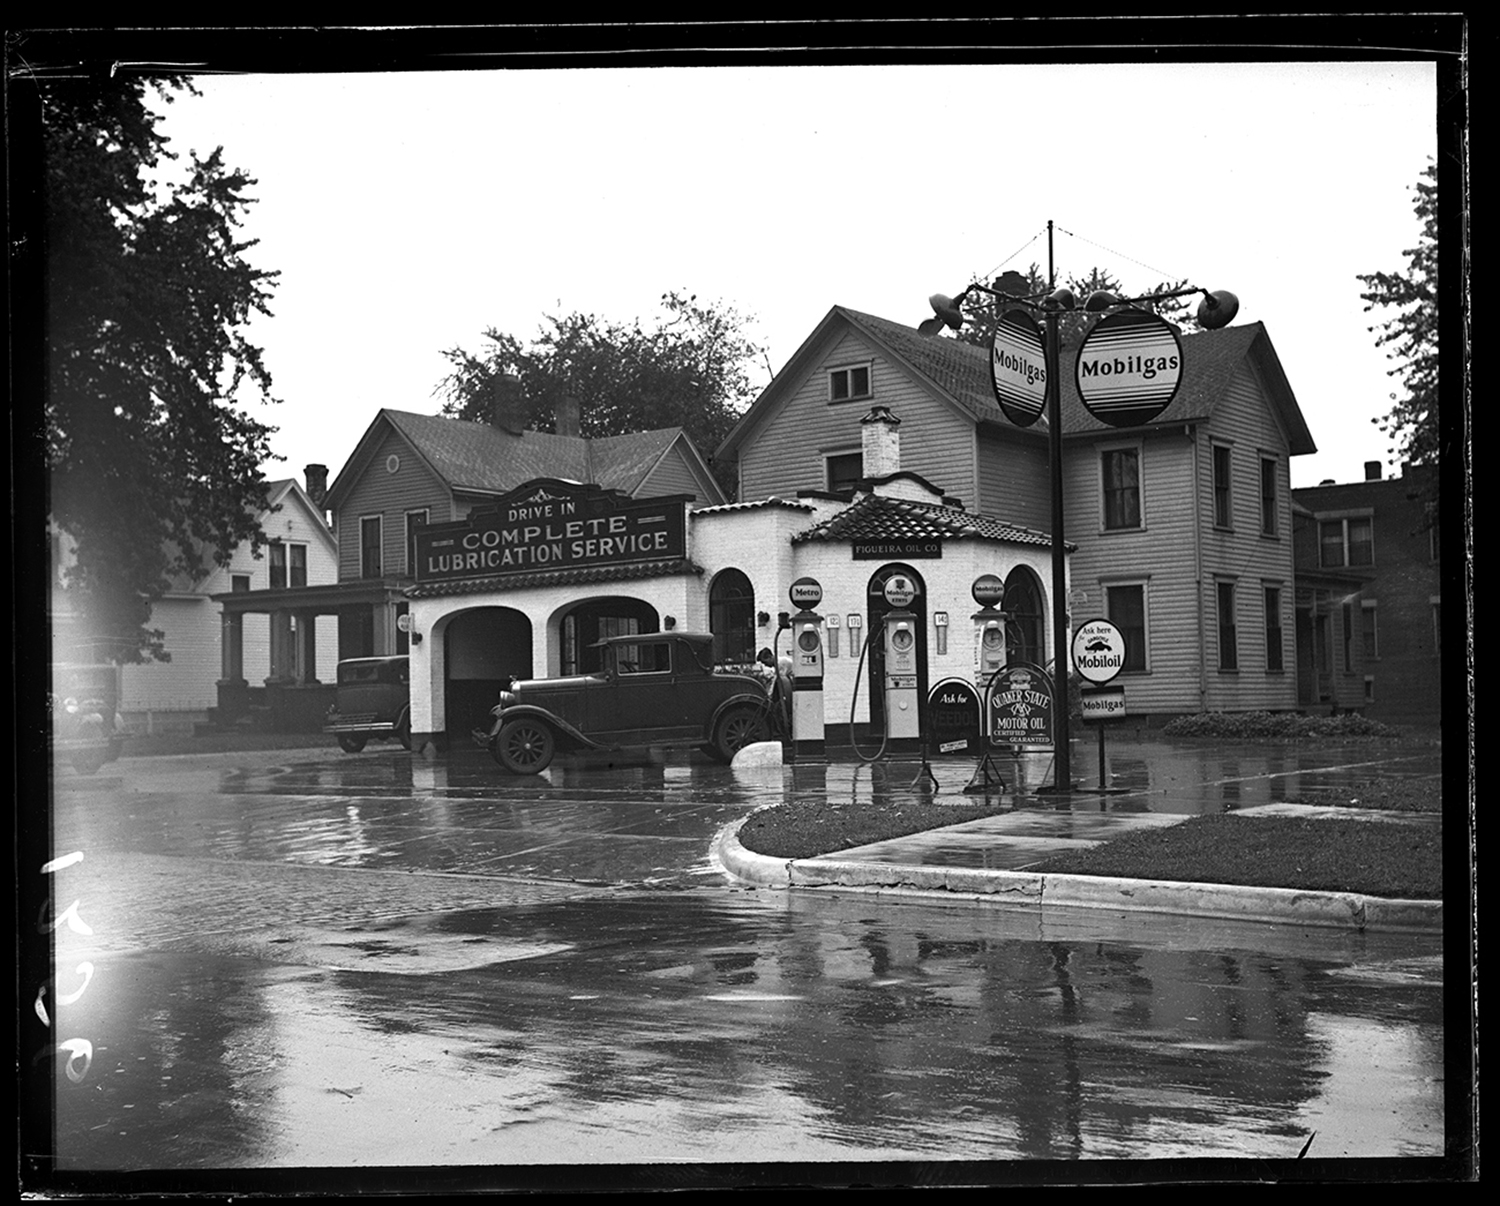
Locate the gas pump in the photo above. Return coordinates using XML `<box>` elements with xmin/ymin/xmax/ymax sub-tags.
<box><xmin>971</xmin><ymin>572</ymin><xmax>1008</xmax><ymax>685</ymax></box>
<box><xmin>787</xmin><ymin>578</ymin><xmax>826</xmax><ymax>756</ymax></box>
<box><xmin>880</xmin><ymin>573</ymin><xmax>921</xmax><ymax>744</ymax></box>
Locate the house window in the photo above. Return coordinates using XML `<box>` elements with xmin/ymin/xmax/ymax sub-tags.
<box><xmin>1105</xmin><ymin>583</ymin><xmax>1147</xmax><ymax>672</ymax></box>
<box><xmin>1260</xmin><ymin>456</ymin><xmax>1278</xmax><ymax>536</ymax></box>
<box><xmin>1361</xmin><ymin>600</ymin><xmax>1378</xmax><ymax>660</ymax></box>
<box><xmin>1212</xmin><ymin>444</ymin><xmax>1233</xmax><ymax>528</ymax></box>
<box><xmin>1319</xmin><ymin>515</ymin><xmax>1374</xmax><ymax>567</ymax></box>
<box><xmin>231</xmin><ymin>574</ymin><xmax>251</xmax><ymax>593</ymax></box>
<box><xmin>826</xmin><ymin>452</ymin><xmax>864</xmax><ymax>493</ymax></box>
<box><xmin>829</xmin><ymin>364</ymin><xmax>872</xmax><ymax>403</ymax></box>
<box><xmin>361</xmin><ymin>516</ymin><xmax>382</xmax><ymax>579</ymax></box>
<box><xmin>1101</xmin><ymin>447</ymin><xmax>1141</xmax><ymax>530</ymax></box>
<box><xmin>1217</xmin><ymin>581</ymin><xmax>1238</xmax><ymax>671</ymax></box>
<box><xmin>405</xmin><ymin>509</ymin><xmax>429</xmax><ymax>576</ymax></box>
<box><xmin>289</xmin><ymin>543</ymin><xmax>307</xmax><ymax>588</ymax></box>
<box><xmin>1264</xmin><ymin>585</ymin><xmax>1284</xmax><ymax>672</ymax></box>
<box><xmin>1364</xmin><ymin>675</ymin><xmax>1376</xmax><ymax>703</ymax></box>
<box><xmin>269</xmin><ymin>542</ymin><xmax>288</xmax><ymax>590</ymax></box>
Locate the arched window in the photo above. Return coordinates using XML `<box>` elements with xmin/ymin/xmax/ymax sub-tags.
<box><xmin>1004</xmin><ymin>568</ymin><xmax>1045</xmax><ymax>669</ymax></box>
<box><xmin>709</xmin><ymin>569</ymin><xmax>756</xmax><ymax>666</ymax></box>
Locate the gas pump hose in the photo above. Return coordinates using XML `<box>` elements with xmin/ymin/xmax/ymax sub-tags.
<box><xmin>848</xmin><ymin>627</ymin><xmax>889</xmax><ymax>764</ymax></box>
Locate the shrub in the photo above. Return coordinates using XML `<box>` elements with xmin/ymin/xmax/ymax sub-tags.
<box><xmin>1160</xmin><ymin>710</ymin><xmax>1402</xmax><ymax>740</ymax></box>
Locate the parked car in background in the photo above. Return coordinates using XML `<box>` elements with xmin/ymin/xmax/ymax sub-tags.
<box><xmin>51</xmin><ymin>663</ymin><xmax>127</xmax><ymax>775</ymax></box>
<box><xmin>325</xmin><ymin>656</ymin><xmax>412</xmax><ymax>752</ymax></box>
<box><xmin>478</xmin><ymin>632</ymin><xmax>772</xmax><ymax>774</ymax></box>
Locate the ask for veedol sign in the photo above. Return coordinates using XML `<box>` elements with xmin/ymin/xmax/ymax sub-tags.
<box><xmin>414</xmin><ymin>479</ymin><xmax>688</xmax><ymax>583</ymax></box>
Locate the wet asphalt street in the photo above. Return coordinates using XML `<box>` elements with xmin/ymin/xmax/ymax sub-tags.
<box><xmin>37</xmin><ymin>741</ymin><xmax>1447</xmax><ymax>1174</ymax></box>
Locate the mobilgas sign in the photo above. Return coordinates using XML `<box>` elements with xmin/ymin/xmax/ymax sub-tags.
<box><xmin>1075</xmin><ymin>308</ymin><xmax>1185</xmax><ymax>427</ymax></box>
<box><xmin>989</xmin><ymin>308</ymin><xmax>1047</xmax><ymax>428</ymax></box>
<box><xmin>414</xmin><ymin>479</ymin><xmax>687</xmax><ymax>583</ymax></box>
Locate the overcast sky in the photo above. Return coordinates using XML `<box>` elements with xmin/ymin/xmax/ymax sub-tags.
<box><xmin>146</xmin><ymin>60</ymin><xmax>1438</xmax><ymax>493</ymax></box>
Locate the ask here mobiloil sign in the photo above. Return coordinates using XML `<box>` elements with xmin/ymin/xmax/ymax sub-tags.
<box><xmin>414</xmin><ymin>478</ymin><xmax>689</xmax><ymax>583</ymax></box>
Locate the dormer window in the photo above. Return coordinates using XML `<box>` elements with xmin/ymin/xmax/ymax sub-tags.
<box><xmin>829</xmin><ymin>364</ymin><xmax>872</xmax><ymax>403</ymax></box>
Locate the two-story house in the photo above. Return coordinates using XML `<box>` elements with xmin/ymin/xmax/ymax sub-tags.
<box><xmin>1291</xmin><ymin>461</ymin><xmax>1441</xmax><ymax>724</ymax></box>
<box><xmin>715</xmin><ymin>305</ymin><xmax>1317</xmax><ymax>722</ymax></box>
<box><xmin>51</xmin><ymin>477</ymin><xmax>339</xmax><ymax>735</ymax></box>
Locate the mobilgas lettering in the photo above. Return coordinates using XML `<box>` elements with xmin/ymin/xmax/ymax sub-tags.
<box><xmin>993</xmin><ymin>346</ymin><xmax>1046</xmax><ymax>386</ymax></box>
<box><xmin>1078</xmin><ymin>354</ymin><xmax>1179</xmax><ymax>379</ymax></box>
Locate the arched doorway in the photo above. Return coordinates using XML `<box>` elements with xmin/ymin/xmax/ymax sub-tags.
<box><xmin>1004</xmin><ymin>567</ymin><xmax>1046</xmax><ymax>669</ymax></box>
<box><xmin>865</xmin><ymin>564</ymin><xmax>927</xmax><ymax>734</ymax></box>
<box><xmin>709</xmin><ymin>568</ymin><xmax>756</xmax><ymax>667</ymax></box>
<box><xmin>560</xmin><ymin>597</ymin><xmax>660</xmax><ymax>676</ymax></box>
<box><xmin>444</xmin><ymin>607</ymin><xmax>533</xmax><ymax>739</ymax></box>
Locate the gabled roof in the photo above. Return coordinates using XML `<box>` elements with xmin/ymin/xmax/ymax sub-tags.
<box><xmin>718</xmin><ymin>305</ymin><xmax>1315</xmax><ymax>459</ymax></box>
<box><xmin>326</xmin><ymin>410</ymin><xmax>724</xmax><ymax>512</ymax></box>
<box><xmin>793</xmin><ymin>492</ymin><xmax>1067</xmax><ymax>552</ymax></box>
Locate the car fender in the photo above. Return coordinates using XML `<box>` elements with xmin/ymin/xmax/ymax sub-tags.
<box><xmin>488</xmin><ymin>704</ymin><xmax>601</xmax><ymax>750</ymax></box>
<box><xmin>705</xmin><ymin>692</ymin><xmax>774</xmax><ymax>740</ymax></box>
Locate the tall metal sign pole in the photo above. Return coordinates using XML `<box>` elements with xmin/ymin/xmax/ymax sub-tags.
<box><xmin>1043</xmin><ymin>221</ymin><xmax>1072</xmax><ymax>793</ymax></box>
<box><xmin>921</xmin><ymin>220</ymin><xmax>1238</xmax><ymax>796</ymax></box>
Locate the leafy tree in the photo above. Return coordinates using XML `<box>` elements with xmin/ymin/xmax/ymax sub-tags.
<box><xmin>436</xmin><ymin>291</ymin><xmax>765</xmax><ymax>497</ymax></box>
<box><xmin>1358</xmin><ymin>162</ymin><xmax>1439</xmax><ymax>470</ymax></box>
<box><xmin>41</xmin><ymin>77</ymin><xmax>282</xmax><ymax>665</ymax></box>
<box><xmin>948</xmin><ymin>263</ymin><xmax>1192</xmax><ymax>350</ymax></box>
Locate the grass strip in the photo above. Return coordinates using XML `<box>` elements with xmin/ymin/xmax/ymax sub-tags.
<box><xmin>1030</xmin><ymin>813</ymin><xmax>1441</xmax><ymax>899</ymax></box>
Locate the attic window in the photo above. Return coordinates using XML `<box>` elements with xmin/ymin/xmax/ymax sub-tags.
<box><xmin>829</xmin><ymin>364</ymin><xmax>872</xmax><ymax>403</ymax></box>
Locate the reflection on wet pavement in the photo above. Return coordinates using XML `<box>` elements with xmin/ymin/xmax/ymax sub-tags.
<box><xmin>45</xmin><ymin>738</ymin><xmax>1448</xmax><ymax>1171</ymax></box>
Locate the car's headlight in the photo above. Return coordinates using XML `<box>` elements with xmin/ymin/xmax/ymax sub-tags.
<box><xmin>497</xmin><ymin>690</ymin><xmax>518</xmax><ymax>709</ymax></box>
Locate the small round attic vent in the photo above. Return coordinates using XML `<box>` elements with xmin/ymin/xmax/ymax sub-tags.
<box><xmin>386</xmin><ymin>454</ymin><xmax>400</xmax><ymax>474</ymax></box>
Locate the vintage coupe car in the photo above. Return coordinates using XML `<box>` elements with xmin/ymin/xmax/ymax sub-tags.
<box><xmin>325</xmin><ymin>656</ymin><xmax>412</xmax><ymax>753</ymax></box>
<box><xmin>480</xmin><ymin>632</ymin><xmax>773</xmax><ymax>774</ymax></box>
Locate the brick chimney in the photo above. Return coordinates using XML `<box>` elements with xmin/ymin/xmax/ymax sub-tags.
<box><xmin>861</xmin><ymin>405</ymin><xmax>901</xmax><ymax>479</ymax></box>
<box><xmin>1364</xmin><ymin>460</ymin><xmax>1382</xmax><ymax>481</ymax></box>
<box><xmin>555</xmin><ymin>395</ymin><xmax>581</xmax><ymax>438</ymax></box>
<box><xmin>304</xmin><ymin>463</ymin><xmax>329</xmax><ymax>507</ymax></box>
<box><xmin>490</xmin><ymin>372</ymin><xmax>526</xmax><ymax>435</ymax></box>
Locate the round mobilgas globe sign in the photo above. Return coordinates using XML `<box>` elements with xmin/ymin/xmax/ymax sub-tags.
<box><xmin>972</xmin><ymin>573</ymin><xmax>1004</xmax><ymax>608</ymax></box>
<box><xmin>789</xmin><ymin>577</ymin><xmax>822</xmax><ymax>608</ymax></box>
<box><xmin>1075</xmin><ymin>308</ymin><xmax>1184</xmax><ymax>427</ymax></box>
<box><xmin>1071</xmin><ymin>618</ymin><xmax>1127</xmax><ymax>685</ymax></box>
<box><xmin>882</xmin><ymin>573</ymin><xmax>917</xmax><ymax>608</ymax></box>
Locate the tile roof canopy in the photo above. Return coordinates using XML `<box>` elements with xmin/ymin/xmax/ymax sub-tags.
<box><xmin>325</xmin><ymin>410</ymin><xmax>710</xmax><ymax>511</ymax></box>
<box><xmin>793</xmin><ymin>493</ymin><xmax>1069</xmax><ymax>552</ymax></box>
<box><xmin>718</xmin><ymin>306</ymin><xmax>1314</xmax><ymax>458</ymax></box>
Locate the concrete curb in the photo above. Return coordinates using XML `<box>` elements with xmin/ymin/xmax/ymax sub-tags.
<box><xmin>714</xmin><ymin>819</ymin><xmax>1442</xmax><ymax>934</ymax></box>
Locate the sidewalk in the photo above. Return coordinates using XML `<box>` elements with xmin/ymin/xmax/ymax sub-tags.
<box><xmin>713</xmin><ymin>741</ymin><xmax>1444</xmax><ymax>934</ymax></box>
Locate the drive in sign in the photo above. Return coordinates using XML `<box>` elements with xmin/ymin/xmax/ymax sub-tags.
<box><xmin>1072</xmin><ymin>618</ymin><xmax>1127</xmax><ymax>685</ymax></box>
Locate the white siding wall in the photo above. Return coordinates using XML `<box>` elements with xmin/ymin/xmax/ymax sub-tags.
<box><xmin>738</xmin><ymin>330</ymin><xmax>979</xmax><ymax>503</ymax></box>
<box><xmin>336</xmin><ymin>429</ymin><xmax>453</xmax><ymax>580</ymax></box>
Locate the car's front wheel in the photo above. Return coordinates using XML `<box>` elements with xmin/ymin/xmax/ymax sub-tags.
<box><xmin>337</xmin><ymin>734</ymin><xmax>368</xmax><ymax>754</ymax></box>
<box><xmin>492</xmin><ymin>716</ymin><xmax>556</xmax><ymax>775</ymax></box>
<box><xmin>711</xmin><ymin>706</ymin><xmax>771</xmax><ymax>763</ymax></box>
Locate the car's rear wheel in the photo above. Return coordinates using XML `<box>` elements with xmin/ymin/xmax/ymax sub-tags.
<box><xmin>712</xmin><ymin>706</ymin><xmax>771</xmax><ymax>763</ymax></box>
<box><xmin>493</xmin><ymin>717</ymin><xmax>556</xmax><ymax>775</ymax></box>
<box><xmin>337</xmin><ymin>734</ymin><xmax>368</xmax><ymax>754</ymax></box>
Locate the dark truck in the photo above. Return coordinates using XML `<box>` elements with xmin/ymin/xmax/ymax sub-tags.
<box><xmin>478</xmin><ymin>632</ymin><xmax>772</xmax><ymax>775</ymax></box>
<box><xmin>325</xmin><ymin>656</ymin><xmax>412</xmax><ymax>753</ymax></box>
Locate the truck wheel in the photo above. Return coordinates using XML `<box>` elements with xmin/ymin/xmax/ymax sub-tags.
<box><xmin>712</xmin><ymin>706</ymin><xmax>770</xmax><ymax>763</ymax></box>
<box><xmin>493</xmin><ymin>717</ymin><xmax>555</xmax><ymax>775</ymax></box>
<box><xmin>337</xmin><ymin>734</ymin><xmax>368</xmax><ymax>754</ymax></box>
